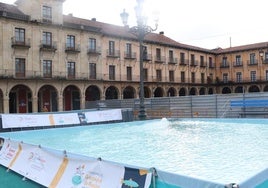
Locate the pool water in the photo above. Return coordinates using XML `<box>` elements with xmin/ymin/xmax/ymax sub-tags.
<box><xmin>0</xmin><ymin>118</ymin><xmax>267</xmax><ymax>184</ymax></box>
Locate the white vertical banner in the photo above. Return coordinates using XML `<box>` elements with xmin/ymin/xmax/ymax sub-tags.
<box><xmin>0</xmin><ymin>139</ymin><xmax>21</xmax><ymax>168</ymax></box>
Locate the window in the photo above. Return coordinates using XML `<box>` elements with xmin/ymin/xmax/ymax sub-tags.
<box><xmin>143</xmin><ymin>68</ymin><xmax>148</xmax><ymax>81</ymax></box>
<box><xmin>201</xmin><ymin>73</ymin><xmax>205</xmax><ymax>83</ymax></box>
<box><xmin>156</xmin><ymin>48</ymin><xmax>161</xmax><ymax>61</ymax></box>
<box><xmin>169</xmin><ymin>50</ymin><xmax>174</xmax><ymax>63</ymax></box>
<box><xmin>190</xmin><ymin>54</ymin><xmax>195</xmax><ymax>65</ymax></box>
<box><xmin>67</xmin><ymin>62</ymin><xmax>75</xmax><ymax>78</ymax></box>
<box><xmin>250</xmin><ymin>71</ymin><xmax>256</xmax><ymax>82</ymax></box>
<box><xmin>127</xmin><ymin>66</ymin><xmax>132</xmax><ymax>81</ymax></box>
<box><xmin>42</xmin><ymin>6</ymin><xmax>52</xmax><ymax>20</ymax></box>
<box><xmin>191</xmin><ymin>72</ymin><xmax>195</xmax><ymax>83</ymax></box>
<box><xmin>109</xmin><ymin>41</ymin><xmax>115</xmax><ymax>55</ymax></box>
<box><xmin>235</xmin><ymin>55</ymin><xmax>242</xmax><ymax>66</ymax></box>
<box><xmin>223</xmin><ymin>73</ymin><xmax>228</xmax><ymax>83</ymax></box>
<box><xmin>66</xmin><ymin>35</ymin><xmax>75</xmax><ymax>49</ymax></box>
<box><xmin>200</xmin><ymin>56</ymin><xmax>204</xmax><ymax>66</ymax></box>
<box><xmin>126</xmin><ymin>43</ymin><xmax>132</xmax><ymax>58</ymax></box>
<box><xmin>15</xmin><ymin>58</ymin><xmax>25</xmax><ymax>77</ymax></box>
<box><xmin>42</xmin><ymin>32</ymin><xmax>52</xmax><ymax>46</ymax></box>
<box><xmin>143</xmin><ymin>46</ymin><xmax>148</xmax><ymax>60</ymax></box>
<box><xmin>181</xmin><ymin>71</ymin><xmax>185</xmax><ymax>82</ymax></box>
<box><xmin>266</xmin><ymin>70</ymin><xmax>268</xmax><ymax>81</ymax></box>
<box><xmin>222</xmin><ymin>57</ymin><xmax>228</xmax><ymax>67</ymax></box>
<box><xmin>43</xmin><ymin>60</ymin><xmax>52</xmax><ymax>78</ymax></box>
<box><xmin>249</xmin><ymin>53</ymin><xmax>256</xmax><ymax>65</ymax></box>
<box><xmin>236</xmin><ymin>72</ymin><xmax>242</xmax><ymax>83</ymax></box>
<box><xmin>89</xmin><ymin>38</ymin><xmax>96</xmax><ymax>52</ymax></box>
<box><xmin>109</xmin><ymin>65</ymin><xmax>115</xmax><ymax>80</ymax></box>
<box><xmin>180</xmin><ymin>53</ymin><xmax>185</xmax><ymax>64</ymax></box>
<box><xmin>156</xmin><ymin>69</ymin><xmax>162</xmax><ymax>81</ymax></box>
<box><xmin>89</xmin><ymin>63</ymin><xmax>96</xmax><ymax>79</ymax></box>
<box><xmin>169</xmin><ymin>70</ymin><xmax>174</xmax><ymax>82</ymax></box>
<box><xmin>209</xmin><ymin>57</ymin><xmax>213</xmax><ymax>67</ymax></box>
<box><xmin>15</xmin><ymin>28</ymin><xmax>25</xmax><ymax>43</ymax></box>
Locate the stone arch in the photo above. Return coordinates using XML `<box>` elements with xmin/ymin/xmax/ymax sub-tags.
<box><xmin>222</xmin><ymin>87</ymin><xmax>232</xmax><ymax>94</ymax></box>
<box><xmin>199</xmin><ymin>87</ymin><xmax>206</xmax><ymax>95</ymax></box>
<box><xmin>167</xmin><ymin>87</ymin><xmax>176</xmax><ymax>97</ymax></box>
<box><xmin>63</xmin><ymin>85</ymin><xmax>81</xmax><ymax>111</ymax></box>
<box><xmin>9</xmin><ymin>84</ymin><xmax>32</xmax><ymax>113</ymax></box>
<box><xmin>208</xmin><ymin>88</ymin><xmax>214</xmax><ymax>95</ymax></box>
<box><xmin>105</xmin><ymin>86</ymin><xmax>119</xmax><ymax>100</ymax></box>
<box><xmin>248</xmin><ymin>85</ymin><xmax>260</xmax><ymax>92</ymax></box>
<box><xmin>85</xmin><ymin>85</ymin><xmax>101</xmax><ymax>101</ymax></box>
<box><xmin>189</xmin><ymin>87</ymin><xmax>197</xmax><ymax>95</ymax></box>
<box><xmin>179</xmin><ymin>87</ymin><xmax>187</xmax><ymax>96</ymax></box>
<box><xmin>144</xmin><ymin>86</ymin><xmax>151</xmax><ymax>98</ymax></box>
<box><xmin>38</xmin><ymin>85</ymin><xmax>58</xmax><ymax>112</ymax></box>
<box><xmin>263</xmin><ymin>85</ymin><xmax>268</xmax><ymax>92</ymax></box>
<box><xmin>154</xmin><ymin>87</ymin><xmax>164</xmax><ymax>97</ymax></box>
<box><xmin>123</xmin><ymin>86</ymin><xmax>136</xmax><ymax>99</ymax></box>
<box><xmin>234</xmin><ymin>86</ymin><xmax>244</xmax><ymax>93</ymax></box>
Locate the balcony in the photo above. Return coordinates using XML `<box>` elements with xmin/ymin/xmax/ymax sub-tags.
<box><xmin>168</xmin><ymin>57</ymin><xmax>178</xmax><ymax>64</ymax></box>
<box><xmin>40</xmin><ymin>42</ymin><xmax>57</xmax><ymax>52</ymax></box>
<box><xmin>190</xmin><ymin>61</ymin><xmax>198</xmax><ymax>67</ymax></box>
<box><xmin>233</xmin><ymin>61</ymin><xmax>243</xmax><ymax>67</ymax></box>
<box><xmin>154</xmin><ymin>56</ymin><xmax>166</xmax><ymax>63</ymax></box>
<box><xmin>65</xmin><ymin>44</ymin><xmax>81</xmax><ymax>53</ymax></box>
<box><xmin>247</xmin><ymin>59</ymin><xmax>258</xmax><ymax>66</ymax></box>
<box><xmin>209</xmin><ymin>63</ymin><xmax>215</xmax><ymax>68</ymax></box>
<box><xmin>220</xmin><ymin>62</ymin><xmax>230</xmax><ymax>68</ymax></box>
<box><xmin>143</xmin><ymin>54</ymin><xmax>152</xmax><ymax>61</ymax></box>
<box><xmin>87</xmin><ymin>46</ymin><xmax>101</xmax><ymax>55</ymax></box>
<box><xmin>11</xmin><ymin>37</ymin><xmax>31</xmax><ymax>49</ymax></box>
<box><xmin>106</xmin><ymin>50</ymin><xmax>120</xmax><ymax>58</ymax></box>
<box><xmin>200</xmin><ymin>62</ymin><xmax>207</xmax><ymax>68</ymax></box>
<box><xmin>124</xmin><ymin>52</ymin><xmax>137</xmax><ymax>60</ymax></box>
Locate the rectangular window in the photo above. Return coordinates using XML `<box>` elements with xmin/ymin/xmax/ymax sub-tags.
<box><xmin>191</xmin><ymin>72</ymin><xmax>195</xmax><ymax>83</ymax></box>
<box><xmin>190</xmin><ymin>54</ymin><xmax>195</xmax><ymax>65</ymax></box>
<box><xmin>222</xmin><ymin>57</ymin><xmax>228</xmax><ymax>67</ymax></box>
<box><xmin>143</xmin><ymin>68</ymin><xmax>148</xmax><ymax>81</ymax></box>
<box><xmin>236</xmin><ymin>72</ymin><xmax>242</xmax><ymax>83</ymax></box>
<box><xmin>200</xmin><ymin>56</ymin><xmax>204</xmax><ymax>66</ymax></box>
<box><xmin>181</xmin><ymin>71</ymin><xmax>185</xmax><ymax>82</ymax></box>
<box><xmin>42</xmin><ymin>6</ymin><xmax>52</xmax><ymax>19</ymax></box>
<box><xmin>66</xmin><ymin>35</ymin><xmax>75</xmax><ymax>49</ymax></box>
<box><xmin>143</xmin><ymin>46</ymin><xmax>148</xmax><ymax>60</ymax></box>
<box><xmin>180</xmin><ymin>52</ymin><xmax>185</xmax><ymax>64</ymax></box>
<box><xmin>201</xmin><ymin>73</ymin><xmax>205</xmax><ymax>83</ymax></box>
<box><xmin>249</xmin><ymin>53</ymin><xmax>256</xmax><ymax>65</ymax></box>
<box><xmin>250</xmin><ymin>71</ymin><xmax>256</xmax><ymax>82</ymax></box>
<box><xmin>15</xmin><ymin>58</ymin><xmax>25</xmax><ymax>77</ymax></box>
<box><xmin>156</xmin><ymin>69</ymin><xmax>162</xmax><ymax>81</ymax></box>
<box><xmin>67</xmin><ymin>62</ymin><xmax>75</xmax><ymax>78</ymax></box>
<box><xmin>169</xmin><ymin>50</ymin><xmax>174</xmax><ymax>63</ymax></box>
<box><xmin>156</xmin><ymin>48</ymin><xmax>161</xmax><ymax>61</ymax></box>
<box><xmin>127</xmin><ymin>66</ymin><xmax>132</xmax><ymax>81</ymax></box>
<box><xmin>223</xmin><ymin>73</ymin><xmax>228</xmax><ymax>83</ymax></box>
<box><xmin>169</xmin><ymin>70</ymin><xmax>174</xmax><ymax>82</ymax></box>
<box><xmin>89</xmin><ymin>63</ymin><xmax>96</xmax><ymax>79</ymax></box>
<box><xmin>89</xmin><ymin>38</ymin><xmax>96</xmax><ymax>51</ymax></box>
<box><xmin>43</xmin><ymin>60</ymin><xmax>52</xmax><ymax>78</ymax></box>
<box><xmin>235</xmin><ymin>55</ymin><xmax>242</xmax><ymax>66</ymax></box>
<box><xmin>109</xmin><ymin>41</ymin><xmax>115</xmax><ymax>55</ymax></box>
<box><xmin>15</xmin><ymin>28</ymin><xmax>25</xmax><ymax>43</ymax></box>
<box><xmin>126</xmin><ymin>43</ymin><xmax>132</xmax><ymax>58</ymax></box>
<box><xmin>42</xmin><ymin>32</ymin><xmax>52</xmax><ymax>46</ymax></box>
<box><xmin>109</xmin><ymin>65</ymin><xmax>115</xmax><ymax>80</ymax></box>
<box><xmin>266</xmin><ymin>70</ymin><xmax>268</xmax><ymax>81</ymax></box>
<box><xmin>209</xmin><ymin>57</ymin><xmax>213</xmax><ymax>67</ymax></box>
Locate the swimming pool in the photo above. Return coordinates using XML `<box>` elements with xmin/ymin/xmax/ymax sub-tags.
<box><xmin>0</xmin><ymin>118</ymin><xmax>267</xmax><ymax>185</ymax></box>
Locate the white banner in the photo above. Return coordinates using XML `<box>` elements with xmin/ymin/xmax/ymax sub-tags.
<box><xmin>0</xmin><ymin>139</ymin><xmax>21</xmax><ymax>168</ymax></box>
<box><xmin>84</xmin><ymin>109</ymin><xmax>122</xmax><ymax>123</ymax></box>
<box><xmin>50</xmin><ymin>113</ymin><xmax>80</xmax><ymax>126</ymax></box>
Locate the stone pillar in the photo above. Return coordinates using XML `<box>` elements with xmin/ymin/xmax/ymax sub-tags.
<box><xmin>32</xmin><ymin>96</ymin><xmax>38</xmax><ymax>112</ymax></box>
<box><xmin>3</xmin><ymin>96</ymin><xmax>9</xmax><ymax>113</ymax></box>
<box><xmin>80</xmin><ymin>93</ymin><xmax>85</xmax><ymax>110</ymax></box>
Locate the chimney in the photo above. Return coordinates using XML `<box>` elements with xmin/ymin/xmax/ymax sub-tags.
<box><xmin>91</xmin><ymin>18</ymin><xmax>96</xmax><ymax>21</ymax></box>
<box><xmin>159</xmin><ymin>31</ymin><xmax>164</xmax><ymax>35</ymax></box>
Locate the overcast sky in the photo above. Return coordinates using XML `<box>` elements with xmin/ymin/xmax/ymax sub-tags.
<box><xmin>2</xmin><ymin>0</ymin><xmax>268</xmax><ymax>49</ymax></box>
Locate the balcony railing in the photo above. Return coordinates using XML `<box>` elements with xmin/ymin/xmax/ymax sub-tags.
<box><xmin>40</xmin><ymin>41</ymin><xmax>57</xmax><ymax>52</ymax></box>
<box><xmin>87</xmin><ymin>46</ymin><xmax>101</xmax><ymax>55</ymax></box>
<box><xmin>168</xmin><ymin>57</ymin><xmax>178</xmax><ymax>64</ymax></box>
<box><xmin>233</xmin><ymin>61</ymin><xmax>243</xmax><ymax>67</ymax></box>
<box><xmin>154</xmin><ymin>56</ymin><xmax>166</xmax><ymax>63</ymax></box>
<box><xmin>124</xmin><ymin>52</ymin><xmax>137</xmax><ymax>59</ymax></box>
<box><xmin>247</xmin><ymin>59</ymin><xmax>258</xmax><ymax>66</ymax></box>
<box><xmin>65</xmin><ymin>44</ymin><xmax>81</xmax><ymax>53</ymax></box>
<box><xmin>106</xmin><ymin>50</ymin><xmax>120</xmax><ymax>58</ymax></box>
<box><xmin>190</xmin><ymin>61</ymin><xmax>198</xmax><ymax>67</ymax></box>
<box><xmin>143</xmin><ymin>54</ymin><xmax>152</xmax><ymax>61</ymax></box>
<box><xmin>220</xmin><ymin>62</ymin><xmax>230</xmax><ymax>68</ymax></box>
<box><xmin>11</xmin><ymin>37</ymin><xmax>31</xmax><ymax>48</ymax></box>
<box><xmin>200</xmin><ymin>62</ymin><xmax>207</xmax><ymax>67</ymax></box>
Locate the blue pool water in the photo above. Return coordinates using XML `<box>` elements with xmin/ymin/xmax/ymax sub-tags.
<box><xmin>0</xmin><ymin>118</ymin><xmax>267</xmax><ymax>184</ymax></box>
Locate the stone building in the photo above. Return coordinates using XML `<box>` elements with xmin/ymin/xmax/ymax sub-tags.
<box><xmin>0</xmin><ymin>0</ymin><xmax>268</xmax><ymax>113</ymax></box>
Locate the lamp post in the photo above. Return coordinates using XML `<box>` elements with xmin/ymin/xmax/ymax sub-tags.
<box><xmin>259</xmin><ymin>50</ymin><xmax>264</xmax><ymax>81</ymax></box>
<box><xmin>120</xmin><ymin>0</ymin><xmax>158</xmax><ymax>120</ymax></box>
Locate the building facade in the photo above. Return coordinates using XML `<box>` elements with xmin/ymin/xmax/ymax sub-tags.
<box><xmin>0</xmin><ymin>0</ymin><xmax>268</xmax><ymax>114</ymax></box>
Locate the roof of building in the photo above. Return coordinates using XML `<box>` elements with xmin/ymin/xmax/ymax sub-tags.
<box><xmin>0</xmin><ymin>2</ymin><xmax>24</xmax><ymax>15</ymax></box>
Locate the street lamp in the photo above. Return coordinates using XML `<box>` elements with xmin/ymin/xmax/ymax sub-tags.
<box><xmin>120</xmin><ymin>0</ymin><xmax>158</xmax><ymax>120</ymax></box>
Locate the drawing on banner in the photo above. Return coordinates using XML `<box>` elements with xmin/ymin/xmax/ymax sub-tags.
<box><xmin>28</xmin><ymin>151</ymin><xmax>46</xmax><ymax>171</ymax></box>
<box><xmin>0</xmin><ymin>137</ymin><xmax>4</xmax><ymax>150</ymax></box>
<box><xmin>121</xmin><ymin>167</ymin><xmax>151</xmax><ymax>188</ymax></box>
